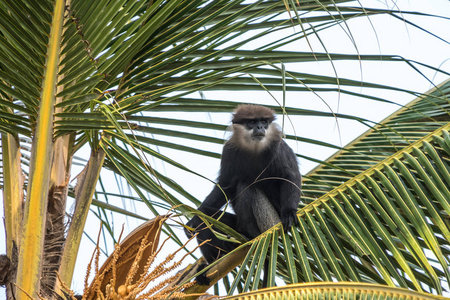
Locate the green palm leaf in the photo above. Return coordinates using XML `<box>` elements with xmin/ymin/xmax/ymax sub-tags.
<box><xmin>240</xmin><ymin>80</ymin><xmax>450</xmax><ymax>294</ymax></box>
<box><xmin>303</xmin><ymin>79</ymin><xmax>450</xmax><ymax>201</ymax></box>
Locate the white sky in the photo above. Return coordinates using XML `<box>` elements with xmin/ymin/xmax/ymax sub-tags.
<box><xmin>1</xmin><ymin>0</ymin><xmax>450</xmax><ymax>298</ymax></box>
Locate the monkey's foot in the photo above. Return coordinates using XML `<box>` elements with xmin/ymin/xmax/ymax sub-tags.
<box><xmin>195</xmin><ymin>273</ymin><xmax>211</xmax><ymax>286</ymax></box>
<box><xmin>195</xmin><ymin>263</ymin><xmax>211</xmax><ymax>285</ymax></box>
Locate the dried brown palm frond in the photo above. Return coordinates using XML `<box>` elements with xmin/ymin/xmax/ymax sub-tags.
<box><xmin>58</xmin><ymin>215</ymin><xmax>209</xmax><ymax>300</ymax></box>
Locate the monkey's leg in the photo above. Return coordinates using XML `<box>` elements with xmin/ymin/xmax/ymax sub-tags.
<box><xmin>185</xmin><ymin>207</ymin><xmax>238</xmax><ymax>285</ymax></box>
<box><xmin>192</xmin><ymin>207</ymin><xmax>238</xmax><ymax>262</ymax></box>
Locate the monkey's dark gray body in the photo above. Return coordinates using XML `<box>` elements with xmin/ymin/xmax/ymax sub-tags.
<box><xmin>220</xmin><ymin>138</ymin><xmax>301</xmax><ymax>239</ymax></box>
<box><xmin>185</xmin><ymin>105</ymin><xmax>301</xmax><ymax>283</ymax></box>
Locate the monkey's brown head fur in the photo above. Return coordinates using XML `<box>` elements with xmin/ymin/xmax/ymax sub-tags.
<box><xmin>228</xmin><ymin>104</ymin><xmax>281</xmax><ymax>153</ymax></box>
<box><xmin>232</xmin><ymin>105</ymin><xmax>275</xmax><ymax>124</ymax></box>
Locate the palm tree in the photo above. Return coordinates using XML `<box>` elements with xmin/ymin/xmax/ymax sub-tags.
<box><xmin>0</xmin><ymin>0</ymin><xmax>449</xmax><ymax>299</ymax></box>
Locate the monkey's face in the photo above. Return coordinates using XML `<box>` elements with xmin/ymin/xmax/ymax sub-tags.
<box><xmin>229</xmin><ymin>118</ymin><xmax>281</xmax><ymax>153</ymax></box>
<box><xmin>245</xmin><ymin>119</ymin><xmax>269</xmax><ymax>141</ymax></box>
<box><xmin>228</xmin><ymin>105</ymin><xmax>281</xmax><ymax>152</ymax></box>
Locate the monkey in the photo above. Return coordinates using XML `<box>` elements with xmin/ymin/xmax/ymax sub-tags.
<box><xmin>185</xmin><ymin>104</ymin><xmax>301</xmax><ymax>285</ymax></box>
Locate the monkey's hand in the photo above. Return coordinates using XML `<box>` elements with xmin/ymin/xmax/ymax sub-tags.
<box><xmin>281</xmin><ymin>209</ymin><xmax>299</xmax><ymax>233</ymax></box>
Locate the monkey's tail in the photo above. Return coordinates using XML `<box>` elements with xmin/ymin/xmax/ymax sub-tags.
<box><xmin>262</xmin><ymin>259</ymin><xmax>269</xmax><ymax>288</ymax></box>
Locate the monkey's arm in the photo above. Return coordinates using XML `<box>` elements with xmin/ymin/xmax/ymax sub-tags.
<box><xmin>196</xmin><ymin>144</ymin><xmax>238</xmax><ymax>212</ymax></box>
<box><xmin>199</xmin><ymin>184</ymin><xmax>233</xmax><ymax>210</ymax></box>
<box><xmin>184</xmin><ymin>205</ymin><xmax>238</xmax><ymax>285</ymax></box>
<box><xmin>278</xmin><ymin>142</ymin><xmax>302</xmax><ymax>231</ymax></box>
<box><xmin>186</xmin><ymin>186</ymin><xmax>234</xmax><ymax>237</ymax></box>
<box><xmin>212</xmin><ymin>143</ymin><xmax>238</xmax><ymax>206</ymax></box>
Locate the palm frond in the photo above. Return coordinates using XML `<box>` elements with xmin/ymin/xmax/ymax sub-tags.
<box><xmin>224</xmin><ymin>282</ymin><xmax>450</xmax><ymax>300</ymax></box>
<box><xmin>303</xmin><ymin>79</ymin><xmax>450</xmax><ymax>201</ymax></box>
<box><xmin>247</xmin><ymin>80</ymin><xmax>450</xmax><ymax>294</ymax></box>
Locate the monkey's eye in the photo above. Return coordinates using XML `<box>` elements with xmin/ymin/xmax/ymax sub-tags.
<box><xmin>248</xmin><ymin>120</ymin><xmax>256</xmax><ymax>125</ymax></box>
<box><xmin>261</xmin><ymin>120</ymin><xmax>268</xmax><ymax>126</ymax></box>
